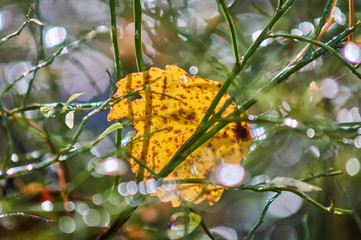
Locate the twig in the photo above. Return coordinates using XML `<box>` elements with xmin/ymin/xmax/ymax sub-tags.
<box><xmin>243</xmin><ymin>192</ymin><xmax>281</xmax><ymax>240</ymax></box>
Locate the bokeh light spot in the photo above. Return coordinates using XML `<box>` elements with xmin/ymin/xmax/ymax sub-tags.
<box><xmin>354</xmin><ymin>135</ymin><xmax>361</xmax><ymax>149</ymax></box>
<box><xmin>268</xmin><ymin>192</ymin><xmax>303</xmax><ymax>218</ymax></box>
<box><xmin>41</xmin><ymin>200</ymin><xmax>53</xmax><ymax>212</ymax></box>
<box><xmin>306</xmin><ymin>128</ymin><xmax>315</xmax><ymax>138</ymax></box>
<box><xmin>45</xmin><ymin>26</ymin><xmax>67</xmax><ymax>48</ymax></box>
<box><xmin>64</xmin><ymin>201</ymin><xmax>75</xmax><ymax>212</ymax></box>
<box><xmin>215</xmin><ymin>164</ymin><xmax>245</xmax><ymax>187</ymax></box>
<box><xmin>346</xmin><ymin>158</ymin><xmax>360</xmax><ymax>176</ymax></box>
<box><xmin>59</xmin><ymin>216</ymin><xmax>76</xmax><ymax>234</ymax></box>
<box><xmin>344</xmin><ymin>43</ymin><xmax>361</xmax><ymax>63</ymax></box>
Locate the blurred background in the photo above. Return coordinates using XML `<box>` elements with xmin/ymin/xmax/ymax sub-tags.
<box><xmin>0</xmin><ymin>0</ymin><xmax>361</xmax><ymax>239</ymax></box>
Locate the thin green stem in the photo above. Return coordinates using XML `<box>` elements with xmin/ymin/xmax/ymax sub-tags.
<box><xmin>243</xmin><ymin>192</ymin><xmax>281</xmax><ymax>240</ymax></box>
<box><xmin>300</xmin><ymin>168</ymin><xmax>343</xmax><ymax>182</ymax></box>
<box><xmin>270</xmin><ymin>31</ymin><xmax>361</xmax><ymax>79</ymax></box>
<box><xmin>0</xmin><ymin>46</ymin><xmax>64</xmax><ymax>99</ymax></box>
<box><xmin>189</xmin><ymin>208</ymin><xmax>216</xmax><ymax>240</ymax></box>
<box><xmin>336</xmin><ymin>180</ymin><xmax>361</xmax><ymax>233</ymax></box>
<box><xmin>217</xmin><ymin>0</ymin><xmax>240</xmax><ymax>63</ymax></box>
<box><xmin>109</xmin><ymin>0</ymin><xmax>122</xmax><ymax>80</ymax></box>
<box><xmin>96</xmin><ymin>205</ymin><xmax>138</xmax><ymax>240</ymax></box>
<box><xmin>303</xmin><ymin>214</ymin><xmax>310</xmax><ymax>240</ymax></box>
<box><xmin>0</xmin><ymin>9</ymin><xmax>33</xmax><ymax>45</ymax></box>
<box><xmin>236</xmin><ymin>184</ymin><xmax>352</xmax><ymax>215</ymax></box>
<box><xmin>0</xmin><ymin>103</ymin><xmax>12</xmax><ymax>171</ymax></box>
<box><xmin>134</xmin><ymin>0</ymin><xmax>146</xmax><ymax>72</ymax></box>
<box><xmin>312</xmin><ymin>0</ymin><xmax>335</xmax><ymax>40</ymax></box>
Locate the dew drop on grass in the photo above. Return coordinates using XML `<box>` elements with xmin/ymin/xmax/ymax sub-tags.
<box><xmin>189</xmin><ymin>66</ymin><xmax>198</xmax><ymax>75</ymax></box>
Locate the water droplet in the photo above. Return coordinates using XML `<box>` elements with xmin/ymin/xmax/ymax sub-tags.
<box><xmin>284</xmin><ymin>118</ymin><xmax>298</xmax><ymax>128</ymax></box>
<box><xmin>11</xmin><ymin>153</ymin><xmax>18</xmax><ymax>162</ymax></box>
<box><xmin>41</xmin><ymin>200</ymin><xmax>53</xmax><ymax>212</ymax></box>
<box><xmin>59</xmin><ymin>216</ymin><xmax>76</xmax><ymax>234</ymax></box>
<box><xmin>167</xmin><ymin>212</ymin><xmax>201</xmax><ymax>240</ymax></box>
<box><xmin>248</xmin><ymin>115</ymin><xmax>255</xmax><ymax>121</ymax></box>
<box><xmin>189</xmin><ymin>66</ymin><xmax>198</xmax><ymax>75</ymax></box>
<box><xmin>250</xmin><ymin>126</ymin><xmax>267</xmax><ymax>141</ymax></box>
<box><xmin>215</xmin><ymin>164</ymin><xmax>245</xmax><ymax>187</ymax></box>
<box><xmin>346</xmin><ymin>158</ymin><xmax>360</xmax><ymax>176</ymax></box>
<box><xmin>126</xmin><ymin>181</ymin><xmax>138</xmax><ymax>195</ymax></box>
<box><xmin>306</xmin><ymin>128</ymin><xmax>315</xmax><ymax>138</ymax></box>
<box><xmin>27</xmin><ymin>164</ymin><xmax>33</xmax><ymax>171</ymax></box>
<box><xmin>179</xmin><ymin>74</ymin><xmax>188</xmax><ymax>84</ymax></box>
<box><xmin>64</xmin><ymin>201</ymin><xmax>75</xmax><ymax>212</ymax></box>
<box><xmin>344</xmin><ymin>43</ymin><xmax>361</xmax><ymax>63</ymax></box>
<box><xmin>6</xmin><ymin>168</ymin><xmax>15</xmax><ymax>175</ymax></box>
<box><xmin>190</xmin><ymin>165</ymin><xmax>198</xmax><ymax>176</ymax></box>
<box><xmin>45</xmin><ymin>26</ymin><xmax>67</xmax><ymax>48</ymax></box>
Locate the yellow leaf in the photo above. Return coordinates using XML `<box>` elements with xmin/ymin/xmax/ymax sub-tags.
<box><xmin>108</xmin><ymin>65</ymin><xmax>252</xmax><ymax>207</ymax></box>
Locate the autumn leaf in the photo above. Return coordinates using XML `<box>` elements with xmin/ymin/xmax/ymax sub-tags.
<box><xmin>108</xmin><ymin>65</ymin><xmax>252</xmax><ymax>207</ymax></box>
